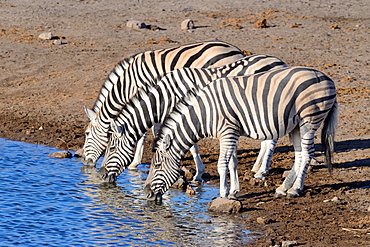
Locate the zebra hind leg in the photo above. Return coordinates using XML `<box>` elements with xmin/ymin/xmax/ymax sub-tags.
<box><xmin>275</xmin><ymin>127</ymin><xmax>302</xmax><ymax>196</ymax></box>
<box><xmin>286</xmin><ymin>130</ymin><xmax>315</xmax><ymax>197</ymax></box>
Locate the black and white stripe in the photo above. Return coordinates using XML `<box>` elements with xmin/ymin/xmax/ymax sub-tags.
<box><xmin>144</xmin><ymin>66</ymin><xmax>337</xmax><ymax>200</ymax></box>
<box><xmin>100</xmin><ymin>55</ymin><xmax>287</xmax><ymax>182</ymax></box>
<box><xmin>82</xmin><ymin>41</ymin><xmax>246</xmax><ymax>166</ymax></box>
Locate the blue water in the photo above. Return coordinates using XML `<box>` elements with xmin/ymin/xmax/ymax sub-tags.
<box><xmin>0</xmin><ymin>138</ymin><xmax>254</xmax><ymax>246</ymax></box>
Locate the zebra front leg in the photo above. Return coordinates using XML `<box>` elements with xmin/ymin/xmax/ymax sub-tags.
<box><xmin>275</xmin><ymin>127</ymin><xmax>302</xmax><ymax>196</ymax></box>
<box><xmin>128</xmin><ymin>132</ymin><xmax>148</xmax><ymax>169</ymax></box>
<box><xmin>253</xmin><ymin>139</ymin><xmax>277</xmax><ymax>180</ymax></box>
<box><xmin>217</xmin><ymin>137</ymin><xmax>238</xmax><ymax>198</ymax></box>
<box><xmin>286</xmin><ymin>130</ymin><xmax>315</xmax><ymax>197</ymax></box>
<box><xmin>228</xmin><ymin>151</ymin><xmax>240</xmax><ymax>200</ymax></box>
<box><xmin>189</xmin><ymin>143</ymin><xmax>205</xmax><ymax>182</ymax></box>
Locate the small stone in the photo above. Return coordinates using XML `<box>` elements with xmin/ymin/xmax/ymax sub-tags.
<box><xmin>171</xmin><ymin>175</ymin><xmax>188</xmax><ymax>190</ymax></box>
<box><xmin>253</xmin><ymin>18</ymin><xmax>267</xmax><ymax>28</ymax></box>
<box><xmin>331</xmin><ymin>196</ymin><xmax>340</xmax><ymax>202</ymax></box>
<box><xmin>256</xmin><ymin>216</ymin><xmax>271</xmax><ymax>224</ymax></box>
<box><xmin>181</xmin><ymin>19</ymin><xmax>194</xmax><ymax>30</ymax></box>
<box><xmin>48</xmin><ymin>151</ymin><xmax>73</xmax><ymax>159</ymax></box>
<box><xmin>186</xmin><ymin>185</ymin><xmax>195</xmax><ymax>195</ymax></box>
<box><xmin>208</xmin><ymin>197</ymin><xmax>243</xmax><ymax>213</ymax></box>
<box><xmin>38</xmin><ymin>126</ymin><xmax>44</xmax><ymax>130</ymax></box>
<box><xmin>126</xmin><ymin>20</ymin><xmax>146</xmax><ymax>29</ymax></box>
<box><xmin>281</xmin><ymin>240</ymin><xmax>298</xmax><ymax>247</ymax></box>
<box><xmin>282</xmin><ymin>170</ymin><xmax>290</xmax><ymax>178</ymax></box>
<box><xmin>330</xmin><ymin>24</ymin><xmax>340</xmax><ymax>29</ymax></box>
<box><xmin>38</xmin><ymin>32</ymin><xmax>53</xmax><ymax>40</ymax></box>
<box><xmin>181</xmin><ymin>166</ymin><xmax>195</xmax><ymax>181</ymax></box>
<box><xmin>53</xmin><ymin>39</ymin><xmax>62</xmax><ymax>45</ymax></box>
<box><xmin>74</xmin><ymin>148</ymin><xmax>84</xmax><ymax>158</ymax></box>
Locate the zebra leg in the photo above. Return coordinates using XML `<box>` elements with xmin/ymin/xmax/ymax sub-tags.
<box><xmin>129</xmin><ymin>123</ymin><xmax>161</xmax><ymax>169</ymax></box>
<box><xmin>128</xmin><ymin>132</ymin><xmax>148</xmax><ymax>170</ymax></box>
<box><xmin>253</xmin><ymin>139</ymin><xmax>278</xmax><ymax>180</ymax></box>
<box><xmin>275</xmin><ymin>127</ymin><xmax>302</xmax><ymax>196</ymax></box>
<box><xmin>189</xmin><ymin>144</ymin><xmax>205</xmax><ymax>182</ymax></box>
<box><xmin>228</xmin><ymin>151</ymin><xmax>240</xmax><ymax>200</ymax></box>
<box><xmin>217</xmin><ymin>137</ymin><xmax>239</xmax><ymax>198</ymax></box>
<box><xmin>286</xmin><ymin>130</ymin><xmax>315</xmax><ymax>197</ymax></box>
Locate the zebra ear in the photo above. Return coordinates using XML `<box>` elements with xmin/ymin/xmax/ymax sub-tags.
<box><xmin>161</xmin><ymin>134</ymin><xmax>171</xmax><ymax>151</ymax></box>
<box><xmin>110</xmin><ymin>120</ymin><xmax>125</xmax><ymax>137</ymax></box>
<box><xmin>84</xmin><ymin>106</ymin><xmax>97</xmax><ymax>122</ymax></box>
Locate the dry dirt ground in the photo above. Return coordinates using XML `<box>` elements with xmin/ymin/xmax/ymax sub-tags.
<box><xmin>1</xmin><ymin>0</ymin><xmax>369</xmax><ymax>246</ymax></box>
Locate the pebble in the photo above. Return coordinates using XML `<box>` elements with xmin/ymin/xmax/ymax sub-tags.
<box><xmin>48</xmin><ymin>151</ymin><xmax>73</xmax><ymax>159</ymax></box>
<box><xmin>53</xmin><ymin>39</ymin><xmax>62</xmax><ymax>45</ymax></box>
<box><xmin>253</xmin><ymin>18</ymin><xmax>267</xmax><ymax>28</ymax></box>
<box><xmin>74</xmin><ymin>148</ymin><xmax>84</xmax><ymax>158</ymax></box>
<box><xmin>126</xmin><ymin>20</ymin><xmax>146</xmax><ymax>29</ymax></box>
<box><xmin>181</xmin><ymin>19</ymin><xmax>194</xmax><ymax>30</ymax></box>
<box><xmin>323</xmin><ymin>196</ymin><xmax>341</xmax><ymax>202</ymax></box>
<box><xmin>38</xmin><ymin>32</ymin><xmax>53</xmax><ymax>40</ymax></box>
<box><xmin>208</xmin><ymin>197</ymin><xmax>243</xmax><ymax>213</ymax></box>
<box><xmin>185</xmin><ymin>185</ymin><xmax>195</xmax><ymax>195</ymax></box>
<box><xmin>282</xmin><ymin>170</ymin><xmax>290</xmax><ymax>178</ymax></box>
<box><xmin>281</xmin><ymin>240</ymin><xmax>298</xmax><ymax>247</ymax></box>
<box><xmin>256</xmin><ymin>216</ymin><xmax>271</xmax><ymax>224</ymax></box>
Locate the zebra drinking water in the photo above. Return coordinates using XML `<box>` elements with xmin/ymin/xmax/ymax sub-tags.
<box><xmin>83</xmin><ymin>41</ymin><xmax>246</xmax><ymax>167</ymax></box>
<box><xmin>100</xmin><ymin>55</ymin><xmax>287</xmax><ymax>183</ymax></box>
<box><xmin>144</xmin><ymin>66</ymin><xmax>338</xmax><ymax>200</ymax></box>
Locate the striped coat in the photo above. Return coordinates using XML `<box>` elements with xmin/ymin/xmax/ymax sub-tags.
<box><xmin>145</xmin><ymin>67</ymin><xmax>337</xmax><ymax>200</ymax></box>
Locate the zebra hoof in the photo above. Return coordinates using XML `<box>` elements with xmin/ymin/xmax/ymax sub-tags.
<box><xmin>287</xmin><ymin>188</ymin><xmax>301</xmax><ymax>197</ymax></box>
<box><xmin>228</xmin><ymin>194</ymin><xmax>238</xmax><ymax>200</ymax></box>
<box><xmin>275</xmin><ymin>186</ymin><xmax>287</xmax><ymax>197</ymax></box>
<box><xmin>128</xmin><ymin>163</ymin><xmax>140</xmax><ymax>170</ymax></box>
<box><xmin>253</xmin><ymin>173</ymin><xmax>266</xmax><ymax>181</ymax></box>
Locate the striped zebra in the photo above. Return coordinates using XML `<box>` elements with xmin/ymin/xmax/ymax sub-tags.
<box><xmin>144</xmin><ymin>66</ymin><xmax>338</xmax><ymax>201</ymax></box>
<box><xmin>83</xmin><ymin>41</ymin><xmax>246</xmax><ymax>167</ymax></box>
<box><xmin>100</xmin><ymin>55</ymin><xmax>287</xmax><ymax>183</ymax></box>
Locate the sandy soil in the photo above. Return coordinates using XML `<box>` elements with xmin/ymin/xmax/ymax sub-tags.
<box><xmin>1</xmin><ymin>0</ymin><xmax>369</xmax><ymax>246</ymax></box>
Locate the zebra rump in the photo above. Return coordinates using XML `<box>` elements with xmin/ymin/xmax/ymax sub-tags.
<box><xmin>145</xmin><ymin>66</ymin><xmax>337</xmax><ymax>200</ymax></box>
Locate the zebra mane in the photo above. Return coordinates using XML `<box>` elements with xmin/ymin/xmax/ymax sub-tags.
<box><xmin>152</xmin><ymin>85</ymin><xmax>202</xmax><ymax>152</ymax></box>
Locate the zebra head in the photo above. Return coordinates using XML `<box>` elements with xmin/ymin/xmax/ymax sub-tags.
<box><xmin>83</xmin><ymin>107</ymin><xmax>109</xmax><ymax>166</ymax></box>
<box><xmin>99</xmin><ymin>120</ymin><xmax>135</xmax><ymax>183</ymax></box>
<box><xmin>144</xmin><ymin>134</ymin><xmax>181</xmax><ymax>201</ymax></box>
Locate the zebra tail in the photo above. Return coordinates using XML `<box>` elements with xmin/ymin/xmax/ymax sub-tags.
<box><xmin>321</xmin><ymin>99</ymin><xmax>338</xmax><ymax>175</ymax></box>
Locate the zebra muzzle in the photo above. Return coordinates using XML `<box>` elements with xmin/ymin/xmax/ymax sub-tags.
<box><xmin>144</xmin><ymin>184</ymin><xmax>162</xmax><ymax>202</ymax></box>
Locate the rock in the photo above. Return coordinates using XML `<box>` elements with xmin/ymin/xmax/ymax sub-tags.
<box><xmin>282</xmin><ymin>170</ymin><xmax>290</xmax><ymax>178</ymax></box>
<box><xmin>253</xmin><ymin>18</ymin><xmax>267</xmax><ymax>28</ymax></box>
<box><xmin>38</xmin><ymin>32</ymin><xmax>53</xmax><ymax>40</ymax></box>
<box><xmin>181</xmin><ymin>166</ymin><xmax>195</xmax><ymax>181</ymax></box>
<box><xmin>323</xmin><ymin>196</ymin><xmax>341</xmax><ymax>202</ymax></box>
<box><xmin>208</xmin><ymin>197</ymin><xmax>243</xmax><ymax>213</ymax></box>
<box><xmin>256</xmin><ymin>216</ymin><xmax>271</xmax><ymax>224</ymax></box>
<box><xmin>181</xmin><ymin>19</ymin><xmax>194</xmax><ymax>30</ymax></box>
<box><xmin>48</xmin><ymin>151</ymin><xmax>72</xmax><ymax>159</ymax></box>
<box><xmin>74</xmin><ymin>148</ymin><xmax>84</xmax><ymax>158</ymax></box>
<box><xmin>53</xmin><ymin>39</ymin><xmax>62</xmax><ymax>45</ymax></box>
<box><xmin>171</xmin><ymin>175</ymin><xmax>188</xmax><ymax>190</ymax></box>
<box><xmin>281</xmin><ymin>240</ymin><xmax>298</xmax><ymax>247</ymax></box>
<box><xmin>126</xmin><ymin>20</ymin><xmax>146</xmax><ymax>29</ymax></box>
<box><xmin>186</xmin><ymin>185</ymin><xmax>195</xmax><ymax>195</ymax></box>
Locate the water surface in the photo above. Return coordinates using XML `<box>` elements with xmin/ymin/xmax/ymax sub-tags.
<box><xmin>0</xmin><ymin>139</ymin><xmax>254</xmax><ymax>246</ymax></box>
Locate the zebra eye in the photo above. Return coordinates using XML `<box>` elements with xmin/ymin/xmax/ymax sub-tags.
<box><xmin>154</xmin><ymin>162</ymin><xmax>161</xmax><ymax>169</ymax></box>
<box><xmin>109</xmin><ymin>145</ymin><xmax>116</xmax><ymax>152</ymax></box>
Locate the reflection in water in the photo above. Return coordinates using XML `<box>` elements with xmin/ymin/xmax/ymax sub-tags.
<box><xmin>0</xmin><ymin>139</ymin><xmax>253</xmax><ymax>246</ymax></box>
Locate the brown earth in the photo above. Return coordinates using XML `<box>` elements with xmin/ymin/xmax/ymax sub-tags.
<box><xmin>1</xmin><ymin>0</ymin><xmax>369</xmax><ymax>246</ymax></box>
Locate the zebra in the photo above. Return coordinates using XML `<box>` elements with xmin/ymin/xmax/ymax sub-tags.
<box><xmin>83</xmin><ymin>40</ymin><xmax>246</xmax><ymax>168</ymax></box>
<box><xmin>100</xmin><ymin>55</ymin><xmax>288</xmax><ymax>183</ymax></box>
<box><xmin>144</xmin><ymin>66</ymin><xmax>338</xmax><ymax>201</ymax></box>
